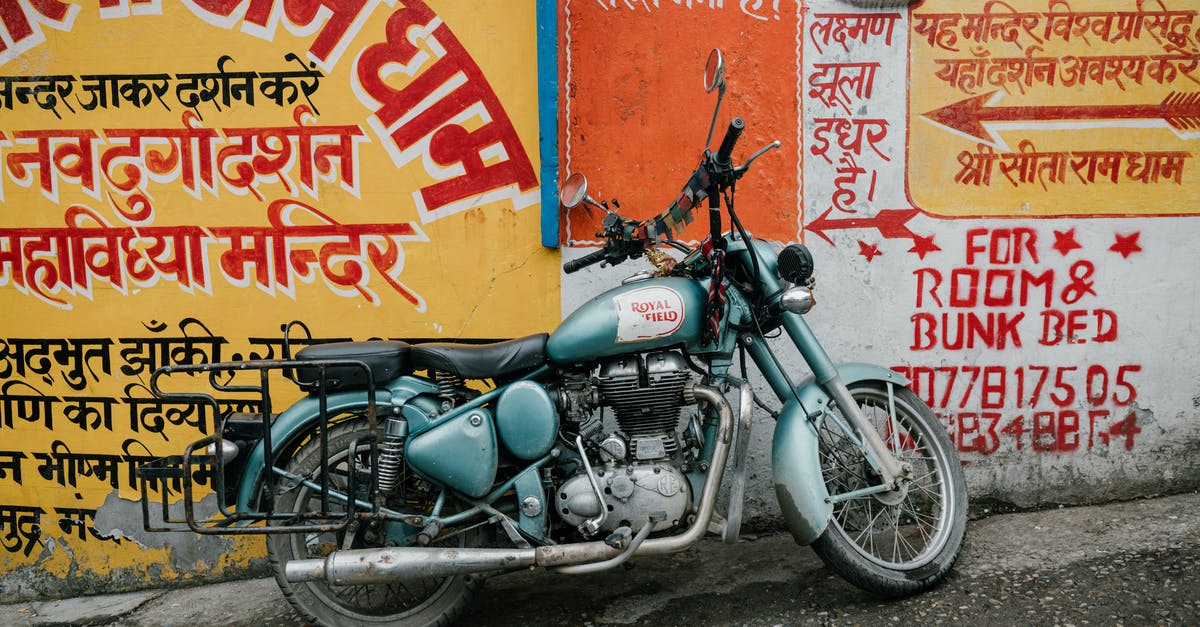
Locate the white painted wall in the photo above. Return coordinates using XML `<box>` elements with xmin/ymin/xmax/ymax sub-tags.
<box><xmin>562</xmin><ymin>0</ymin><xmax>1200</xmax><ymax>518</ymax></box>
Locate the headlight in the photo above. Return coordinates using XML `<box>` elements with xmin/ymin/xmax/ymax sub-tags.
<box><xmin>777</xmin><ymin>244</ymin><xmax>814</xmax><ymax>285</ymax></box>
<box><xmin>779</xmin><ymin>286</ymin><xmax>815</xmax><ymax>314</ymax></box>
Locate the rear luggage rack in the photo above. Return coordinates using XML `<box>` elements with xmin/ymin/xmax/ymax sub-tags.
<box><xmin>137</xmin><ymin>357</ymin><xmax>388</xmax><ymax>535</ymax></box>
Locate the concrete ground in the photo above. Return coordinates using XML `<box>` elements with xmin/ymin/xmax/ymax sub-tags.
<box><xmin>4</xmin><ymin>491</ymin><xmax>1197</xmax><ymax>626</ymax></box>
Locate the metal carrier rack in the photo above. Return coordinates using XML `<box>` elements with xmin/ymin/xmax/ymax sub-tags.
<box><xmin>137</xmin><ymin>357</ymin><xmax>387</xmax><ymax>536</ymax></box>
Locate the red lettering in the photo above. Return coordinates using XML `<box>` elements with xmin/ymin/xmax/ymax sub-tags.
<box><xmin>643</xmin><ymin>310</ymin><xmax>679</xmax><ymax>323</ymax></box>
<box><xmin>1094</xmin><ymin>309</ymin><xmax>1118</xmax><ymax>342</ymax></box>
<box><xmin>910</xmin><ymin>312</ymin><xmax>937</xmax><ymax>350</ymax></box>
<box><xmin>355</xmin><ymin>3</ymin><xmax>537</xmax><ymax>216</ymax></box>
<box><xmin>1107</xmin><ymin>412</ymin><xmax>1141</xmax><ymax>450</ymax></box>
<box><xmin>1086</xmin><ymin>365</ymin><xmax>1108</xmax><ymax>406</ymax></box>
<box><xmin>1020</xmin><ymin>268</ymin><xmax>1054</xmax><ymax>307</ymax></box>
<box><xmin>913</xmin><ymin>268</ymin><xmax>943</xmax><ymax>308</ymax></box>
<box><xmin>0</xmin><ymin>0</ymin><xmax>75</xmax><ymax>60</ymax></box>
<box><xmin>1113</xmin><ymin>365</ymin><xmax>1140</xmax><ymax>406</ymax></box>
<box><xmin>1058</xmin><ymin>410</ymin><xmax>1080</xmax><ymax>452</ymax></box>
<box><xmin>1087</xmin><ymin>409</ymin><xmax>1110</xmax><ymax>449</ymax></box>
<box><xmin>186</xmin><ymin>0</ymin><xmax>373</xmax><ymax>66</ymax></box>
<box><xmin>1032</xmin><ymin>411</ymin><xmax>1056</xmax><ymax>451</ymax></box>
<box><xmin>949</xmin><ymin>268</ymin><xmax>978</xmax><ymax>307</ymax></box>
<box><xmin>911</xmin><ymin>311</ymin><xmax>1024</xmax><ymax>350</ymax></box>
<box><xmin>1040</xmin><ymin>310</ymin><xmax>1064</xmax><ymax>345</ymax></box>
<box><xmin>983</xmin><ymin>268</ymin><xmax>1014</xmax><ymax>306</ymax></box>
<box><xmin>1050</xmin><ymin>366</ymin><xmax>1077</xmax><ymax>407</ymax></box>
<box><xmin>964</xmin><ymin>227</ymin><xmax>1039</xmax><ymax>265</ymax></box>
<box><xmin>1040</xmin><ymin>309</ymin><xmax>1118</xmax><ymax>345</ymax></box>
<box><xmin>917</xmin><ymin>266</ymin><xmax>1053</xmax><ymax>309</ymax></box>
<box><xmin>981</xmin><ymin>366</ymin><xmax>1006</xmax><ymax>408</ymax></box>
<box><xmin>1002</xmin><ymin>414</ymin><xmax>1027</xmax><ymax>451</ymax></box>
<box><xmin>965</xmin><ymin>228</ymin><xmax>988</xmax><ymax>265</ymax></box>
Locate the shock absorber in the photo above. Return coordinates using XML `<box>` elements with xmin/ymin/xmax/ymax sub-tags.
<box><xmin>376</xmin><ymin>416</ymin><xmax>409</xmax><ymax>493</ymax></box>
<box><xmin>436</xmin><ymin>371</ymin><xmax>465</xmax><ymax>410</ymax></box>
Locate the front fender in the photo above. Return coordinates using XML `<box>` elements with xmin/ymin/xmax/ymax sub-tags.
<box><xmin>772</xmin><ymin>362</ymin><xmax>909</xmax><ymax>545</ymax></box>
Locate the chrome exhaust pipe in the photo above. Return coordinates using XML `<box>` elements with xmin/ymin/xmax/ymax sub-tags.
<box><xmin>285</xmin><ymin>383</ymin><xmax>733</xmax><ymax>586</ymax></box>
<box><xmin>284</xmin><ymin>547</ymin><xmax>537</xmax><ymax>585</ymax></box>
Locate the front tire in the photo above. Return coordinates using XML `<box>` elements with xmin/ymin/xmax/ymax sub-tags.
<box><xmin>810</xmin><ymin>381</ymin><xmax>967</xmax><ymax>598</ymax></box>
<box><xmin>266</xmin><ymin>419</ymin><xmax>480</xmax><ymax>626</ymax></box>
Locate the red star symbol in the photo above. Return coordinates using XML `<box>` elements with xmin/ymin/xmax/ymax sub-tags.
<box><xmin>1110</xmin><ymin>232</ymin><xmax>1143</xmax><ymax>259</ymax></box>
<box><xmin>1052</xmin><ymin>228</ymin><xmax>1082</xmax><ymax>256</ymax></box>
<box><xmin>857</xmin><ymin>240</ymin><xmax>882</xmax><ymax>262</ymax></box>
<box><xmin>908</xmin><ymin>234</ymin><xmax>941</xmax><ymax>259</ymax></box>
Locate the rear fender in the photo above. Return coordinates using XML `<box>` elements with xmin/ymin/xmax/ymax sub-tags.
<box><xmin>772</xmin><ymin>363</ymin><xmax>909</xmax><ymax>545</ymax></box>
<box><xmin>234</xmin><ymin>377</ymin><xmax>436</xmax><ymax>511</ymax></box>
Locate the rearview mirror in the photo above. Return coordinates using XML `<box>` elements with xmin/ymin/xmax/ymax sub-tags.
<box><xmin>704</xmin><ymin>49</ymin><xmax>725</xmax><ymax>94</ymax></box>
<box><xmin>703</xmin><ymin>49</ymin><xmax>728</xmax><ymax>150</ymax></box>
<box><xmin>560</xmin><ymin>173</ymin><xmax>589</xmax><ymax>209</ymax></box>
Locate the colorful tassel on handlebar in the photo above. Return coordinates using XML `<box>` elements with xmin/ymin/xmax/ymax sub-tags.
<box><xmin>702</xmin><ymin>239</ymin><xmax>727</xmax><ymax>345</ymax></box>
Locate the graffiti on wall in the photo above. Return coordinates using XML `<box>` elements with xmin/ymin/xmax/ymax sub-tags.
<box><xmin>896</xmin><ymin>225</ymin><xmax>1144</xmax><ymax>455</ymax></box>
<box><xmin>0</xmin><ymin>0</ymin><xmax>552</xmax><ymax>588</ymax></box>
<box><xmin>559</xmin><ymin>0</ymin><xmax>1180</xmax><ymax>469</ymax></box>
<box><xmin>910</xmin><ymin>0</ymin><xmax>1198</xmax><ymax>217</ymax></box>
<box><xmin>799</xmin><ymin>0</ymin><xmax>1190</xmax><ymax>462</ymax></box>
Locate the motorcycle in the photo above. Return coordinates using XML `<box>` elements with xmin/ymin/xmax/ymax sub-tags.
<box><xmin>138</xmin><ymin>49</ymin><xmax>967</xmax><ymax>626</ymax></box>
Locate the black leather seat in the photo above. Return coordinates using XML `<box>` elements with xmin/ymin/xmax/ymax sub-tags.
<box><xmin>293</xmin><ymin>340</ymin><xmax>411</xmax><ymax>391</ymax></box>
<box><xmin>411</xmin><ymin>334</ymin><xmax>548</xmax><ymax>379</ymax></box>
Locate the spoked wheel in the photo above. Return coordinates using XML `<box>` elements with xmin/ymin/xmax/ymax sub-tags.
<box><xmin>810</xmin><ymin>381</ymin><xmax>967</xmax><ymax>598</ymax></box>
<box><xmin>267</xmin><ymin>419</ymin><xmax>481</xmax><ymax>626</ymax></box>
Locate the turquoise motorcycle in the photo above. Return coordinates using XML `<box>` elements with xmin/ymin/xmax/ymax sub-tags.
<box><xmin>139</xmin><ymin>49</ymin><xmax>966</xmax><ymax>626</ymax></box>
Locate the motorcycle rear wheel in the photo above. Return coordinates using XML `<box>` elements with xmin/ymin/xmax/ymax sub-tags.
<box><xmin>810</xmin><ymin>381</ymin><xmax>967</xmax><ymax>598</ymax></box>
<box><xmin>267</xmin><ymin>418</ymin><xmax>480</xmax><ymax>626</ymax></box>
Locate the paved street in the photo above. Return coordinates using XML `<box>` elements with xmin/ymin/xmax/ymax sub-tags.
<box><xmin>5</xmin><ymin>492</ymin><xmax>1197</xmax><ymax>626</ymax></box>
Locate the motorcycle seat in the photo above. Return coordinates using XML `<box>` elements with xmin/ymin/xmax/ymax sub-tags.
<box><xmin>411</xmin><ymin>334</ymin><xmax>548</xmax><ymax>379</ymax></box>
<box><xmin>293</xmin><ymin>340</ymin><xmax>411</xmax><ymax>392</ymax></box>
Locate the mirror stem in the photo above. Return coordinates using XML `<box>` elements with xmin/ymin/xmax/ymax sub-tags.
<box><xmin>704</xmin><ymin>84</ymin><xmax>726</xmax><ymax>151</ymax></box>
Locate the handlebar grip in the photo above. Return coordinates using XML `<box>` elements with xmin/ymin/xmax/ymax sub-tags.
<box><xmin>715</xmin><ymin>117</ymin><xmax>745</xmax><ymax>166</ymax></box>
<box><xmin>563</xmin><ymin>248</ymin><xmax>608</xmax><ymax>274</ymax></box>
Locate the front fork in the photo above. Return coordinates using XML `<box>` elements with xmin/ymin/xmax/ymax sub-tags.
<box><xmin>746</xmin><ymin>311</ymin><xmax>910</xmax><ymax>488</ymax></box>
<box><xmin>820</xmin><ymin>374</ymin><xmax>909</xmax><ymax>487</ymax></box>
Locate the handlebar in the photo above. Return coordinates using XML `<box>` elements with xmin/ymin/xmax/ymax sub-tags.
<box><xmin>563</xmin><ymin>248</ymin><xmax>609</xmax><ymax>274</ymax></box>
<box><xmin>714</xmin><ymin>117</ymin><xmax>745</xmax><ymax>168</ymax></box>
<box><xmin>562</xmin><ymin>116</ymin><xmax>777</xmax><ymax>274</ymax></box>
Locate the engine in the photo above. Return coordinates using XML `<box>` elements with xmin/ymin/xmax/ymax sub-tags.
<box><xmin>596</xmin><ymin>351</ymin><xmax>692</xmax><ymax>460</ymax></box>
<box><xmin>555</xmin><ymin>351</ymin><xmax>697</xmax><ymax>535</ymax></box>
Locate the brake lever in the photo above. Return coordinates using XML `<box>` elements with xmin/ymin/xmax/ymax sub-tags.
<box><xmin>734</xmin><ymin>140</ymin><xmax>782</xmax><ymax>176</ymax></box>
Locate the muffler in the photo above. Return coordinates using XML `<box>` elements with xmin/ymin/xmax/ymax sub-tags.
<box><xmin>285</xmin><ymin>546</ymin><xmax>538</xmax><ymax>585</ymax></box>
<box><xmin>285</xmin><ymin>383</ymin><xmax>733</xmax><ymax>586</ymax></box>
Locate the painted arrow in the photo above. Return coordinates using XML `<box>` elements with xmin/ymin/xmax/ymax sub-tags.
<box><xmin>805</xmin><ymin>206</ymin><xmax>920</xmax><ymax>246</ymax></box>
<box><xmin>922</xmin><ymin>91</ymin><xmax>1200</xmax><ymax>146</ymax></box>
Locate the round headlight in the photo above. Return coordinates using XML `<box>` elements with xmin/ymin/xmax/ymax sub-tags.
<box><xmin>777</xmin><ymin>244</ymin><xmax>814</xmax><ymax>284</ymax></box>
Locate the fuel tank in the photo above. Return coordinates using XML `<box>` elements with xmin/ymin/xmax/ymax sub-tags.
<box><xmin>547</xmin><ymin>277</ymin><xmax>708</xmax><ymax>364</ymax></box>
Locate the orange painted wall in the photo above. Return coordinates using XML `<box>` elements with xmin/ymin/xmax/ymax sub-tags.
<box><xmin>559</xmin><ymin>1</ymin><xmax>801</xmax><ymax>244</ymax></box>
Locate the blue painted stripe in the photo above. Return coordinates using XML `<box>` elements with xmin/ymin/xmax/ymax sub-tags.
<box><xmin>536</xmin><ymin>0</ymin><xmax>559</xmax><ymax>248</ymax></box>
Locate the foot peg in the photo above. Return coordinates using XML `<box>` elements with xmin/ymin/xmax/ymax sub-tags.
<box><xmin>605</xmin><ymin>526</ymin><xmax>633</xmax><ymax>550</ymax></box>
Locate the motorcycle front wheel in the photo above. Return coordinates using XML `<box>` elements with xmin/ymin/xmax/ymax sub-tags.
<box><xmin>266</xmin><ymin>418</ymin><xmax>481</xmax><ymax>626</ymax></box>
<box><xmin>810</xmin><ymin>381</ymin><xmax>967</xmax><ymax>598</ymax></box>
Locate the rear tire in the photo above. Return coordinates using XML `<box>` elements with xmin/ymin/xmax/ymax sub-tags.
<box><xmin>266</xmin><ymin>419</ymin><xmax>480</xmax><ymax>626</ymax></box>
<box><xmin>810</xmin><ymin>381</ymin><xmax>967</xmax><ymax>598</ymax></box>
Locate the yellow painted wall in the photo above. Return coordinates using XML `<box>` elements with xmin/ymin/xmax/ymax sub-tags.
<box><xmin>0</xmin><ymin>0</ymin><xmax>555</xmax><ymax>597</ymax></box>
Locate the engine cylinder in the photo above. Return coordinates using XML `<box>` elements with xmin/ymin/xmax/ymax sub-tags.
<box><xmin>596</xmin><ymin>351</ymin><xmax>690</xmax><ymax>459</ymax></box>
